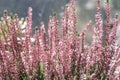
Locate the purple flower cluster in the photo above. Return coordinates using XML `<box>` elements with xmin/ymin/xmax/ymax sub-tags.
<box><xmin>0</xmin><ymin>0</ymin><xmax>120</xmax><ymax>79</ymax></box>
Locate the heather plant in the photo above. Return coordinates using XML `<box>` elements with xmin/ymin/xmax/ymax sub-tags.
<box><xmin>0</xmin><ymin>0</ymin><xmax>120</xmax><ymax>80</ymax></box>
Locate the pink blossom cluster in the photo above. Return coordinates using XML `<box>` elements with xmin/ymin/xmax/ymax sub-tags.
<box><xmin>0</xmin><ymin>0</ymin><xmax>120</xmax><ymax>80</ymax></box>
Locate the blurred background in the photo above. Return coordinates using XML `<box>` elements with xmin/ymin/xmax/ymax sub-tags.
<box><xmin>0</xmin><ymin>0</ymin><xmax>69</xmax><ymax>27</ymax></box>
<box><xmin>0</xmin><ymin>0</ymin><xmax>120</xmax><ymax>32</ymax></box>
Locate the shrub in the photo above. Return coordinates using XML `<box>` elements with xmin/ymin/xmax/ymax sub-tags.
<box><xmin>0</xmin><ymin>0</ymin><xmax>120</xmax><ymax>80</ymax></box>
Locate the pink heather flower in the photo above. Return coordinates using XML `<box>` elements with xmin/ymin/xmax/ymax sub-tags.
<box><xmin>108</xmin><ymin>15</ymin><xmax>119</xmax><ymax>44</ymax></box>
<box><xmin>105</xmin><ymin>0</ymin><xmax>111</xmax><ymax>28</ymax></box>
<box><xmin>80</xmin><ymin>21</ymin><xmax>91</xmax><ymax>52</ymax></box>
<box><xmin>91</xmin><ymin>0</ymin><xmax>103</xmax><ymax>47</ymax></box>
<box><xmin>39</xmin><ymin>23</ymin><xmax>47</xmax><ymax>64</ymax></box>
<box><xmin>0</xmin><ymin>0</ymin><xmax>120</xmax><ymax>79</ymax></box>
<box><xmin>85</xmin><ymin>1</ymin><xmax>104</xmax><ymax>71</ymax></box>
<box><xmin>48</xmin><ymin>15</ymin><xmax>59</xmax><ymax>56</ymax></box>
<box><xmin>108</xmin><ymin>46</ymin><xmax>120</xmax><ymax>79</ymax></box>
<box><xmin>104</xmin><ymin>0</ymin><xmax>111</xmax><ymax>45</ymax></box>
<box><xmin>34</xmin><ymin>27</ymin><xmax>40</xmax><ymax>61</ymax></box>
<box><xmin>67</xmin><ymin>1</ymin><xmax>76</xmax><ymax>36</ymax></box>
<box><xmin>24</xmin><ymin>7</ymin><xmax>32</xmax><ymax>54</ymax></box>
<box><xmin>61</xmin><ymin>17</ymin><xmax>68</xmax><ymax>39</ymax></box>
<box><xmin>79</xmin><ymin>21</ymin><xmax>92</xmax><ymax>69</ymax></box>
<box><xmin>21</xmin><ymin>7</ymin><xmax>34</xmax><ymax>77</ymax></box>
<box><xmin>27</xmin><ymin>7</ymin><xmax>32</xmax><ymax>33</ymax></box>
<box><xmin>40</xmin><ymin>23</ymin><xmax>46</xmax><ymax>49</ymax></box>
